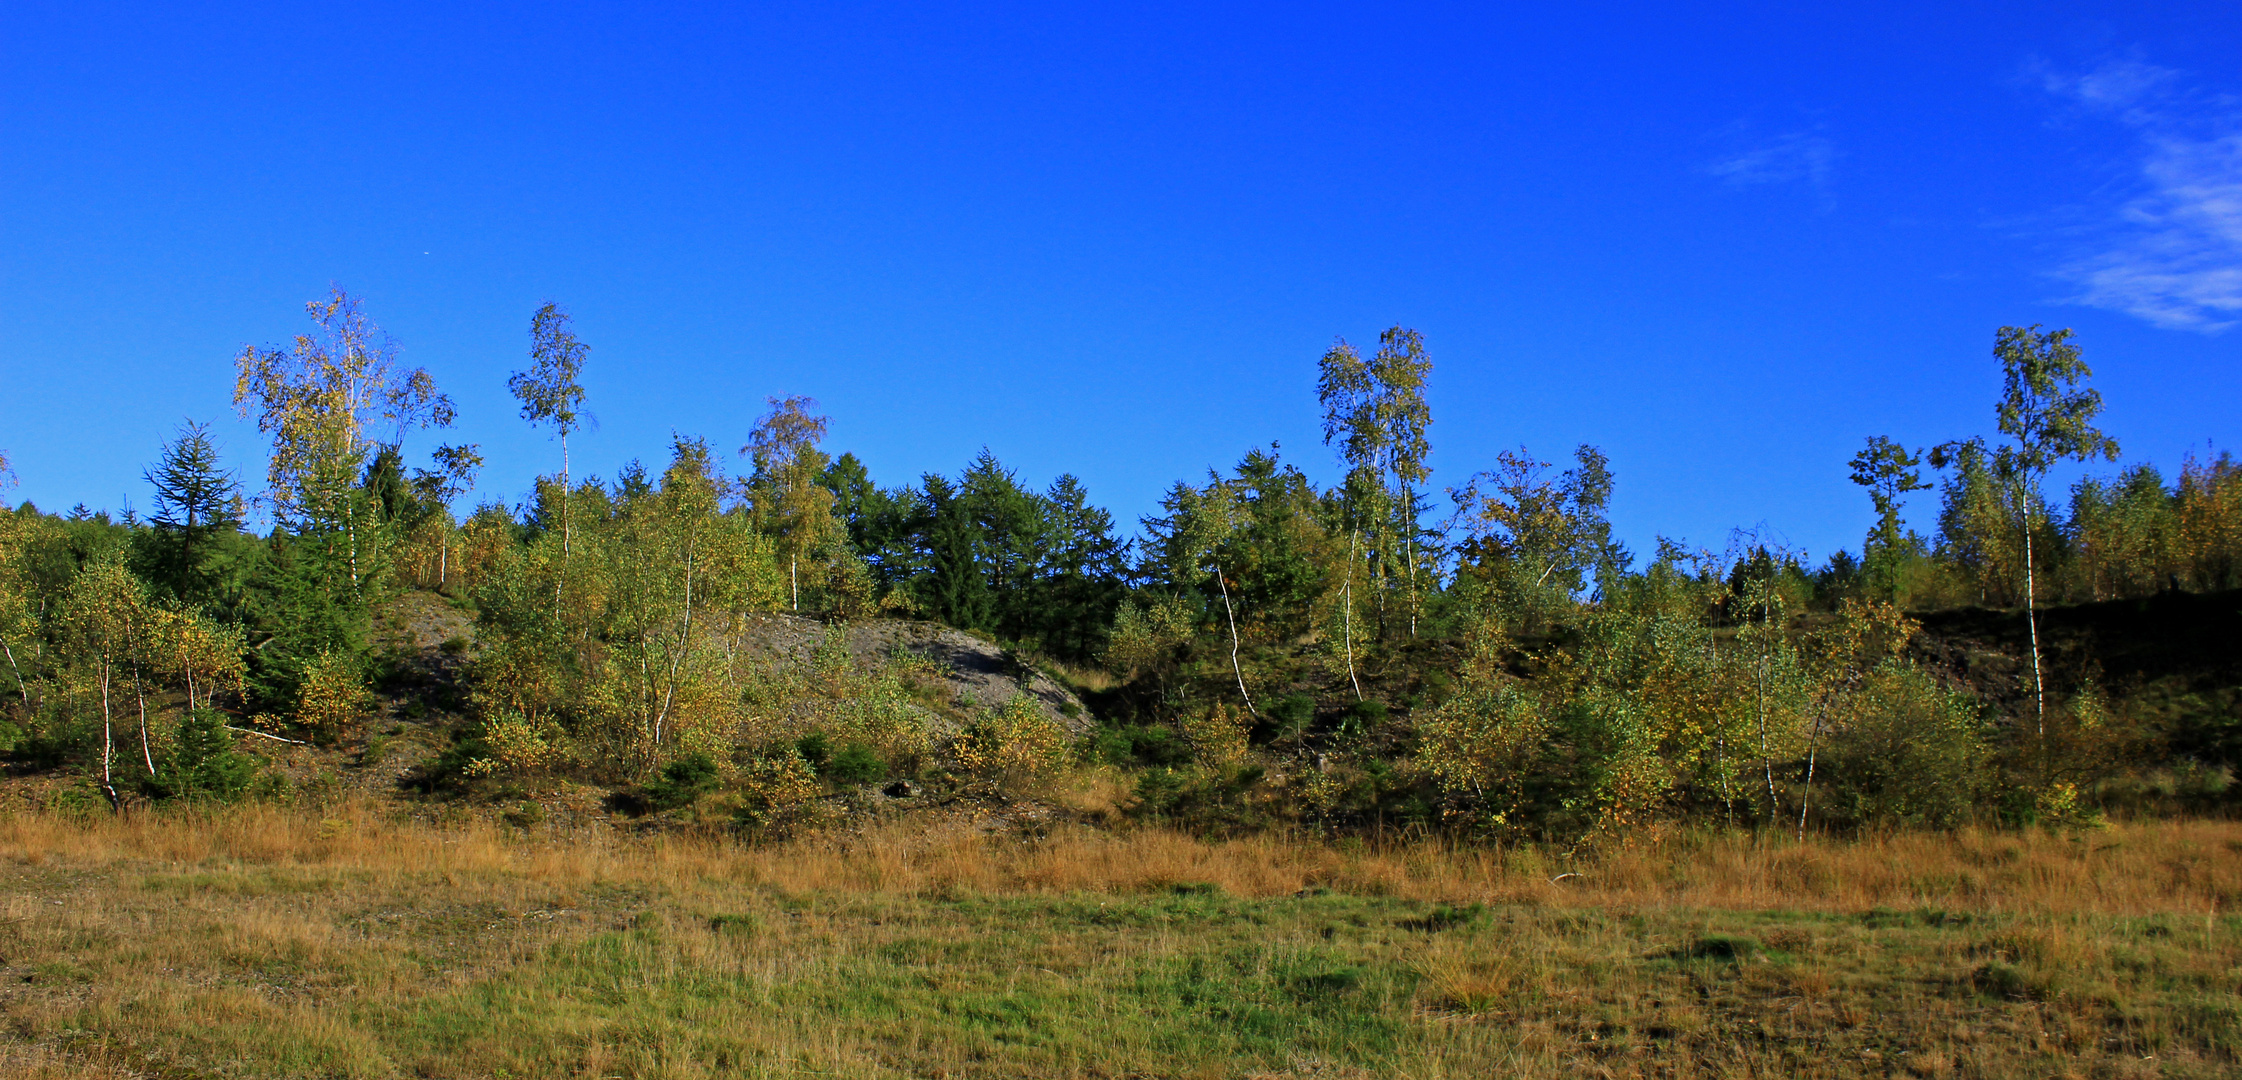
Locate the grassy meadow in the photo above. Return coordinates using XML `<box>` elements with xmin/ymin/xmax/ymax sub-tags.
<box><xmin>0</xmin><ymin>808</ymin><xmax>2236</xmax><ymax>1079</ymax></box>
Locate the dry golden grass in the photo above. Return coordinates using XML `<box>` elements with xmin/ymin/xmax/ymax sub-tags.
<box><xmin>0</xmin><ymin>807</ymin><xmax>2236</xmax><ymax>1078</ymax></box>
<box><xmin>4</xmin><ymin>802</ymin><xmax>2224</xmax><ymax>909</ymax></box>
<box><xmin>8</xmin><ymin>803</ymin><xmax>2232</xmax><ymax>914</ymax></box>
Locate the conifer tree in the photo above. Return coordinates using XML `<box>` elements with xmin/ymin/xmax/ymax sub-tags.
<box><xmin>1037</xmin><ymin>474</ymin><xmax>1129</xmax><ymax>659</ymax></box>
<box><xmin>140</xmin><ymin>422</ymin><xmax>244</xmax><ymax>607</ymax></box>
<box><xmin>1143</xmin><ymin>472</ymin><xmax>1254</xmax><ymax>710</ymax></box>
<box><xmin>919</xmin><ymin>473</ymin><xmax>993</xmax><ymax>632</ymax></box>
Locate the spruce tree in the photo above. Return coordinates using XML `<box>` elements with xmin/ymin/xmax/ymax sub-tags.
<box><xmin>139</xmin><ymin>421</ymin><xmax>243</xmax><ymax>606</ymax></box>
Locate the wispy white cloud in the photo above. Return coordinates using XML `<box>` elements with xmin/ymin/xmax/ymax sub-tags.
<box><xmin>1705</xmin><ymin>130</ymin><xmax>1837</xmax><ymax>192</ymax></box>
<box><xmin>2035</xmin><ymin>59</ymin><xmax>2242</xmax><ymax>332</ymax></box>
<box><xmin>2032</xmin><ymin>57</ymin><xmax>2178</xmax><ymax>117</ymax></box>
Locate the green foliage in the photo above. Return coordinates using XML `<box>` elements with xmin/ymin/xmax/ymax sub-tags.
<box><xmin>511</xmin><ymin>304</ymin><xmax>588</xmax><ymax>443</ymax></box>
<box><xmin>642</xmin><ymin>750</ymin><xmax>721</xmax><ymax>811</ymax></box>
<box><xmin>742</xmin><ymin>395</ymin><xmax>842</xmax><ymax>611</ymax></box>
<box><xmin>2065</xmin><ymin>452</ymin><xmax>2242</xmax><ymax>599</ymax></box>
<box><xmin>1930</xmin><ymin>437</ymin><xmax>2034</xmax><ymax>606</ymax></box>
<box><xmin>1449</xmin><ymin>445</ymin><xmax>1621</xmax><ymax>635</ymax></box>
<box><xmin>795</xmin><ymin>730</ymin><xmax>831</xmax><ymax>770</ymax></box>
<box><xmin>145</xmin><ymin>709</ymin><xmax>256</xmax><ymax>802</ymax></box>
<box><xmin>730</xmin><ymin>750</ymin><xmax>822</xmax><ymax>832</ymax></box>
<box><xmin>468</xmin><ymin>436</ymin><xmax>785</xmax><ymax>779</ymax></box>
<box><xmin>1849</xmin><ymin>435</ymin><xmax>1931</xmax><ymax>599</ymax></box>
<box><xmin>134</xmin><ymin>422</ymin><xmax>246</xmax><ymax>608</ymax></box>
<box><xmin>795</xmin><ymin>730</ymin><xmax>885</xmax><ymax>782</ymax></box>
<box><xmin>1094</xmin><ymin>723</ymin><xmax>1192</xmax><ymax>767</ymax></box>
<box><xmin>956</xmin><ymin>694</ymin><xmax>1071</xmax><ymax>777</ymax></box>
<box><xmin>1817</xmin><ymin>665</ymin><xmax>1987</xmax><ymax>829</ymax></box>
<box><xmin>864</xmin><ymin>452</ymin><xmax>1131</xmax><ymax>659</ymax></box>
<box><xmin>296</xmin><ymin>648</ymin><xmax>370</xmax><ymax>744</ymax></box>
<box><xmin>7</xmin><ymin>306</ymin><xmax>2242</xmax><ymax>846</ymax></box>
<box><xmin>824</xmin><ymin>741</ymin><xmax>885</xmax><ymax>784</ymax></box>
<box><xmin>1103</xmin><ymin>596</ymin><xmax>1193</xmax><ymax>694</ymax></box>
<box><xmin>1260</xmin><ymin>692</ymin><xmax>1315</xmax><ymax>742</ymax></box>
<box><xmin>1131</xmin><ymin>763</ymin><xmax>1268</xmax><ymax>829</ymax></box>
<box><xmin>1993</xmin><ymin>325</ymin><xmax>2120</xmax><ymax>477</ymax></box>
<box><xmin>1339</xmin><ymin>698</ymin><xmax>1386</xmax><ymax>735</ymax></box>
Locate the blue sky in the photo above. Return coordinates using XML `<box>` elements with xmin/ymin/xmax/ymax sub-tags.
<box><xmin>3</xmin><ymin>1</ymin><xmax>2239</xmax><ymax>566</ymax></box>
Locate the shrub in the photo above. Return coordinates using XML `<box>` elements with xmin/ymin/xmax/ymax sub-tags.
<box><xmin>1338</xmin><ymin>699</ymin><xmax>1387</xmax><ymax>739</ymax></box>
<box><xmin>144</xmin><ymin>709</ymin><xmax>256</xmax><ymax>802</ymax></box>
<box><xmin>1095</xmin><ymin>724</ymin><xmax>1191</xmax><ymax>767</ymax></box>
<box><xmin>1259</xmin><ymin>692</ymin><xmax>1316</xmax><ymax>744</ymax></box>
<box><xmin>1182</xmin><ymin>703</ymin><xmax>1251</xmax><ymax>767</ymax></box>
<box><xmin>825</xmin><ymin>741</ymin><xmax>885</xmax><ymax>784</ymax></box>
<box><xmin>643</xmin><ymin>751</ymin><xmax>721</xmax><ymax>811</ymax></box>
<box><xmin>733</xmin><ymin>750</ymin><xmax>822</xmax><ymax>831</ymax></box>
<box><xmin>459</xmin><ymin>712</ymin><xmax>567</xmax><ymax>779</ymax></box>
<box><xmin>296</xmin><ymin>649</ymin><xmax>371</xmax><ymax>744</ymax></box>
<box><xmin>1132</xmin><ymin>763</ymin><xmax>1268</xmax><ymax>830</ymax></box>
<box><xmin>796</xmin><ymin>731</ymin><xmax>831</xmax><ymax>770</ymax></box>
<box><xmin>955</xmin><ymin>694</ymin><xmax>1069</xmax><ymax>777</ymax></box>
<box><xmin>1820</xmin><ymin>664</ymin><xmax>1987</xmax><ymax>828</ymax></box>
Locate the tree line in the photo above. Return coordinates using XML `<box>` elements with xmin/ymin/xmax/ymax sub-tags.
<box><xmin>0</xmin><ymin>291</ymin><xmax>2235</xmax><ymax>835</ymax></box>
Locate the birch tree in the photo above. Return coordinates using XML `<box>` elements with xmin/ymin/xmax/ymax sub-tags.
<box><xmin>234</xmin><ymin>289</ymin><xmax>455</xmax><ymax>597</ymax></box>
<box><xmin>0</xmin><ymin>455</ymin><xmax>31</xmax><ymax>707</ymax></box>
<box><xmin>1729</xmin><ymin>545</ymin><xmax>1802</xmax><ymax>827</ymax></box>
<box><xmin>411</xmin><ymin>443</ymin><xmax>483</xmax><ymax>588</ymax></box>
<box><xmin>62</xmin><ymin>560</ymin><xmax>149</xmax><ymax>806</ymax></box>
<box><xmin>1368</xmin><ymin>328</ymin><xmax>1433</xmax><ymax>636</ymax></box>
<box><xmin>1989</xmin><ymin>325</ymin><xmax>2119</xmax><ymax>734</ymax></box>
<box><xmin>149</xmin><ymin>604</ymin><xmax>247</xmax><ymax>712</ymax></box>
<box><xmin>606</xmin><ymin>438</ymin><xmax>735</xmax><ymax>770</ymax></box>
<box><xmin>1318</xmin><ymin>327</ymin><xmax>1434</xmax><ymax>692</ymax></box>
<box><xmin>741</xmin><ymin>396</ymin><xmax>840</xmax><ymax>611</ymax></box>
<box><xmin>1318</xmin><ymin>339</ymin><xmax>1382</xmax><ymax>699</ymax></box>
<box><xmin>1448</xmin><ymin>446</ymin><xmax>1616</xmax><ymax>636</ymax></box>
<box><xmin>510</xmin><ymin>304</ymin><xmax>589</xmax><ymax>557</ymax></box>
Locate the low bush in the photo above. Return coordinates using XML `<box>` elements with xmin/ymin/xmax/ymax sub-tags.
<box><xmin>143</xmin><ymin>709</ymin><xmax>257</xmax><ymax>803</ymax></box>
<box><xmin>643</xmin><ymin>751</ymin><xmax>721</xmax><ymax>811</ymax></box>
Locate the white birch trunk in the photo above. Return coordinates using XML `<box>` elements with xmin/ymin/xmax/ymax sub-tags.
<box><xmin>1215</xmin><ymin>568</ymin><xmax>1253</xmax><ymax>712</ymax></box>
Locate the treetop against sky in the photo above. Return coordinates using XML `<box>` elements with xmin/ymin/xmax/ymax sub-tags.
<box><xmin>2</xmin><ymin>1</ymin><xmax>2238</xmax><ymax>560</ymax></box>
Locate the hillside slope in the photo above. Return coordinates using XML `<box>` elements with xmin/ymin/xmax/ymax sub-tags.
<box><xmin>1910</xmin><ymin>587</ymin><xmax>2242</xmax><ymax>770</ymax></box>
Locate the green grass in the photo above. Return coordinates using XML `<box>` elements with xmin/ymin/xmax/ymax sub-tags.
<box><xmin>5</xmin><ymin>881</ymin><xmax>2239</xmax><ymax>1077</ymax></box>
<box><xmin>3</xmin><ymin>815</ymin><xmax>2241</xmax><ymax>1077</ymax></box>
